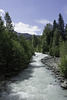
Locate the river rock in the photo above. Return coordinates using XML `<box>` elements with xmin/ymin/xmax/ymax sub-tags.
<box><xmin>41</xmin><ymin>55</ymin><xmax>67</xmax><ymax>89</ymax></box>
<box><xmin>61</xmin><ymin>80</ymin><xmax>67</xmax><ymax>89</ymax></box>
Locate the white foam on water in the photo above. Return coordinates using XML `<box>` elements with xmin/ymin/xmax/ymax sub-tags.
<box><xmin>0</xmin><ymin>52</ymin><xmax>67</xmax><ymax>100</ymax></box>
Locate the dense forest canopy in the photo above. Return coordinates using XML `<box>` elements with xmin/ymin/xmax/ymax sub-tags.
<box><xmin>0</xmin><ymin>12</ymin><xmax>34</xmax><ymax>79</ymax></box>
<box><xmin>32</xmin><ymin>13</ymin><xmax>67</xmax><ymax>78</ymax></box>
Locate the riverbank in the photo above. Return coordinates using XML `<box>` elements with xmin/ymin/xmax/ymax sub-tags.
<box><xmin>41</xmin><ymin>55</ymin><xmax>67</xmax><ymax>89</ymax></box>
<box><xmin>0</xmin><ymin>52</ymin><xmax>67</xmax><ymax>100</ymax></box>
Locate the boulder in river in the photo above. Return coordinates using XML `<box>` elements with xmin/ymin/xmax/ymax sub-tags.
<box><xmin>61</xmin><ymin>80</ymin><xmax>67</xmax><ymax>89</ymax></box>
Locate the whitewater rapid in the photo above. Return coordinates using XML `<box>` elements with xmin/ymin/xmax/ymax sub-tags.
<box><xmin>0</xmin><ymin>52</ymin><xmax>67</xmax><ymax>100</ymax></box>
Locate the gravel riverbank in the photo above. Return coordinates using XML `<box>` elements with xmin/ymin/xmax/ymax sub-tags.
<box><xmin>41</xmin><ymin>55</ymin><xmax>67</xmax><ymax>89</ymax></box>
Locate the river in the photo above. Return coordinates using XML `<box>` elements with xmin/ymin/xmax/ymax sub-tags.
<box><xmin>0</xmin><ymin>52</ymin><xmax>67</xmax><ymax>100</ymax></box>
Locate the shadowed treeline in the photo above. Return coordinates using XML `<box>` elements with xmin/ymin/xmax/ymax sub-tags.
<box><xmin>0</xmin><ymin>12</ymin><xmax>34</xmax><ymax>79</ymax></box>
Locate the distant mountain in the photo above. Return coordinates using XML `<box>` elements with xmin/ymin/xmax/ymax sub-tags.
<box><xmin>15</xmin><ymin>32</ymin><xmax>32</xmax><ymax>39</ymax></box>
<box><xmin>15</xmin><ymin>32</ymin><xmax>41</xmax><ymax>40</ymax></box>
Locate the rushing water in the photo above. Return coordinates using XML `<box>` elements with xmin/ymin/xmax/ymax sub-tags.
<box><xmin>0</xmin><ymin>52</ymin><xmax>67</xmax><ymax>100</ymax></box>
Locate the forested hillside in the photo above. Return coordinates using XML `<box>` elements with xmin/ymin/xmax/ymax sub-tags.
<box><xmin>32</xmin><ymin>13</ymin><xmax>67</xmax><ymax>78</ymax></box>
<box><xmin>0</xmin><ymin>12</ymin><xmax>34</xmax><ymax>79</ymax></box>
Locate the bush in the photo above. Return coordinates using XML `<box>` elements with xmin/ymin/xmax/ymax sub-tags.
<box><xmin>59</xmin><ymin>42</ymin><xmax>67</xmax><ymax>78</ymax></box>
<box><xmin>49</xmin><ymin>46</ymin><xmax>59</xmax><ymax>57</ymax></box>
<box><xmin>59</xmin><ymin>57</ymin><xmax>67</xmax><ymax>78</ymax></box>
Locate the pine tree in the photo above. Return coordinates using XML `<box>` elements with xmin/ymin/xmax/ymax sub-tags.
<box><xmin>65</xmin><ymin>24</ymin><xmax>67</xmax><ymax>40</ymax></box>
<box><xmin>4</xmin><ymin>12</ymin><xmax>13</xmax><ymax>31</ymax></box>
<box><xmin>58</xmin><ymin>13</ymin><xmax>64</xmax><ymax>34</ymax></box>
<box><xmin>51</xmin><ymin>29</ymin><xmax>60</xmax><ymax>56</ymax></box>
<box><xmin>32</xmin><ymin>35</ymin><xmax>38</xmax><ymax>48</ymax></box>
<box><xmin>0</xmin><ymin>16</ymin><xmax>4</xmax><ymax>32</ymax></box>
<box><xmin>53</xmin><ymin>20</ymin><xmax>58</xmax><ymax>31</ymax></box>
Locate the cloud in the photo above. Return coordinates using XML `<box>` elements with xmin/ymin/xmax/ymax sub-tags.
<box><xmin>35</xmin><ymin>19</ymin><xmax>53</xmax><ymax>25</ymax></box>
<box><xmin>0</xmin><ymin>9</ymin><xmax>41</xmax><ymax>35</ymax></box>
<box><xmin>14</xmin><ymin>22</ymin><xmax>41</xmax><ymax>35</ymax></box>
<box><xmin>0</xmin><ymin>9</ymin><xmax>5</xmax><ymax>17</ymax></box>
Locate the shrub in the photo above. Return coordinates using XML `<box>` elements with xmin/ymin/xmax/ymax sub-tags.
<box><xmin>59</xmin><ymin>42</ymin><xmax>67</xmax><ymax>78</ymax></box>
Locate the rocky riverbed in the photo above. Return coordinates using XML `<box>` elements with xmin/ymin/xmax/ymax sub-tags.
<box><xmin>41</xmin><ymin>55</ymin><xmax>67</xmax><ymax>89</ymax></box>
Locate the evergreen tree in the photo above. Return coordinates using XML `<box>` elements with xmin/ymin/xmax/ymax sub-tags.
<box><xmin>49</xmin><ymin>29</ymin><xmax>60</xmax><ymax>56</ymax></box>
<box><xmin>53</xmin><ymin>20</ymin><xmax>58</xmax><ymax>31</ymax></box>
<box><xmin>32</xmin><ymin>35</ymin><xmax>38</xmax><ymax>48</ymax></box>
<box><xmin>58</xmin><ymin>13</ymin><xmax>64</xmax><ymax>35</ymax></box>
<box><xmin>53</xmin><ymin>29</ymin><xmax>60</xmax><ymax>46</ymax></box>
<box><xmin>0</xmin><ymin>16</ymin><xmax>4</xmax><ymax>32</ymax></box>
<box><xmin>4</xmin><ymin>12</ymin><xmax>13</xmax><ymax>31</ymax></box>
<box><xmin>43</xmin><ymin>24</ymin><xmax>53</xmax><ymax>47</ymax></box>
<box><xmin>42</xmin><ymin>39</ymin><xmax>49</xmax><ymax>53</ymax></box>
<box><xmin>65</xmin><ymin>24</ymin><xmax>67</xmax><ymax>40</ymax></box>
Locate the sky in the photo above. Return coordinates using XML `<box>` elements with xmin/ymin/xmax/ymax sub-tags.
<box><xmin>0</xmin><ymin>0</ymin><xmax>67</xmax><ymax>35</ymax></box>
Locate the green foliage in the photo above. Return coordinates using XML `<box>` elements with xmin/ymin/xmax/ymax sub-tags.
<box><xmin>4</xmin><ymin>12</ymin><xmax>13</xmax><ymax>31</ymax></box>
<box><xmin>65</xmin><ymin>24</ymin><xmax>67</xmax><ymax>40</ymax></box>
<box><xmin>1</xmin><ymin>12</ymin><xmax>66</xmax><ymax>78</ymax></box>
<box><xmin>49</xmin><ymin>46</ymin><xmax>59</xmax><ymax>57</ymax></box>
<box><xmin>59</xmin><ymin>42</ymin><xmax>67</xmax><ymax>78</ymax></box>
<box><xmin>32</xmin><ymin>35</ymin><xmax>42</xmax><ymax>52</ymax></box>
<box><xmin>19</xmin><ymin>35</ymin><xmax>34</xmax><ymax>62</ymax></box>
<box><xmin>58</xmin><ymin>13</ymin><xmax>64</xmax><ymax>33</ymax></box>
<box><xmin>53</xmin><ymin>20</ymin><xmax>58</xmax><ymax>31</ymax></box>
<box><xmin>40</xmin><ymin>13</ymin><xmax>66</xmax><ymax>57</ymax></box>
<box><xmin>0</xmin><ymin>12</ymin><xmax>34</xmax><ymax>78</ymax></box>
<box><xmin>32</xmin><ymin>35</ymin><xmax>38</xmax><ymax>48</ymax></box>
<box><xmin>49</xmin><ymin>29</ymin><xmax>60</xmax><ymax>57</ymax></box>
<box><xmin>59</xmin><ymin>58</ymin><xmax>67</xmax><ymax>78</ymax></box>
<box><xmin>43</xmin><ymin>24</ymin><xmax>53</xmax><ymax>45</ymax></box>
<box><xmin>0</xmin><ymin>17</ymin><xmax>4</xmax><ymax>32</ymax></box>
<box><xmin>41</xmin><ymin>13</ymin><xmax>67</xmax><ymax>78</ymax></box>
<box><xmin>41</xmin><ymin>24</ymin><xmax>53</xmax><ymax>54</ymax></box>
<box><xmin>60</xmin><ymin>42</ymin><xmax>67</xmax><ymax>58</ymax></box>
<box><xmin>30</xmin><ymin>13</ymin><xmax>67</xmax><ymax>79</ymax></box>
<box><xmin>53</xmin><ymin>29</ymin><xmax>60</xmax><ymax>46</ymax></box>
<box><xmin>42</xmin><ymin>40</ymin><xmax>49</xmax><ymax>53</ymax></box>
